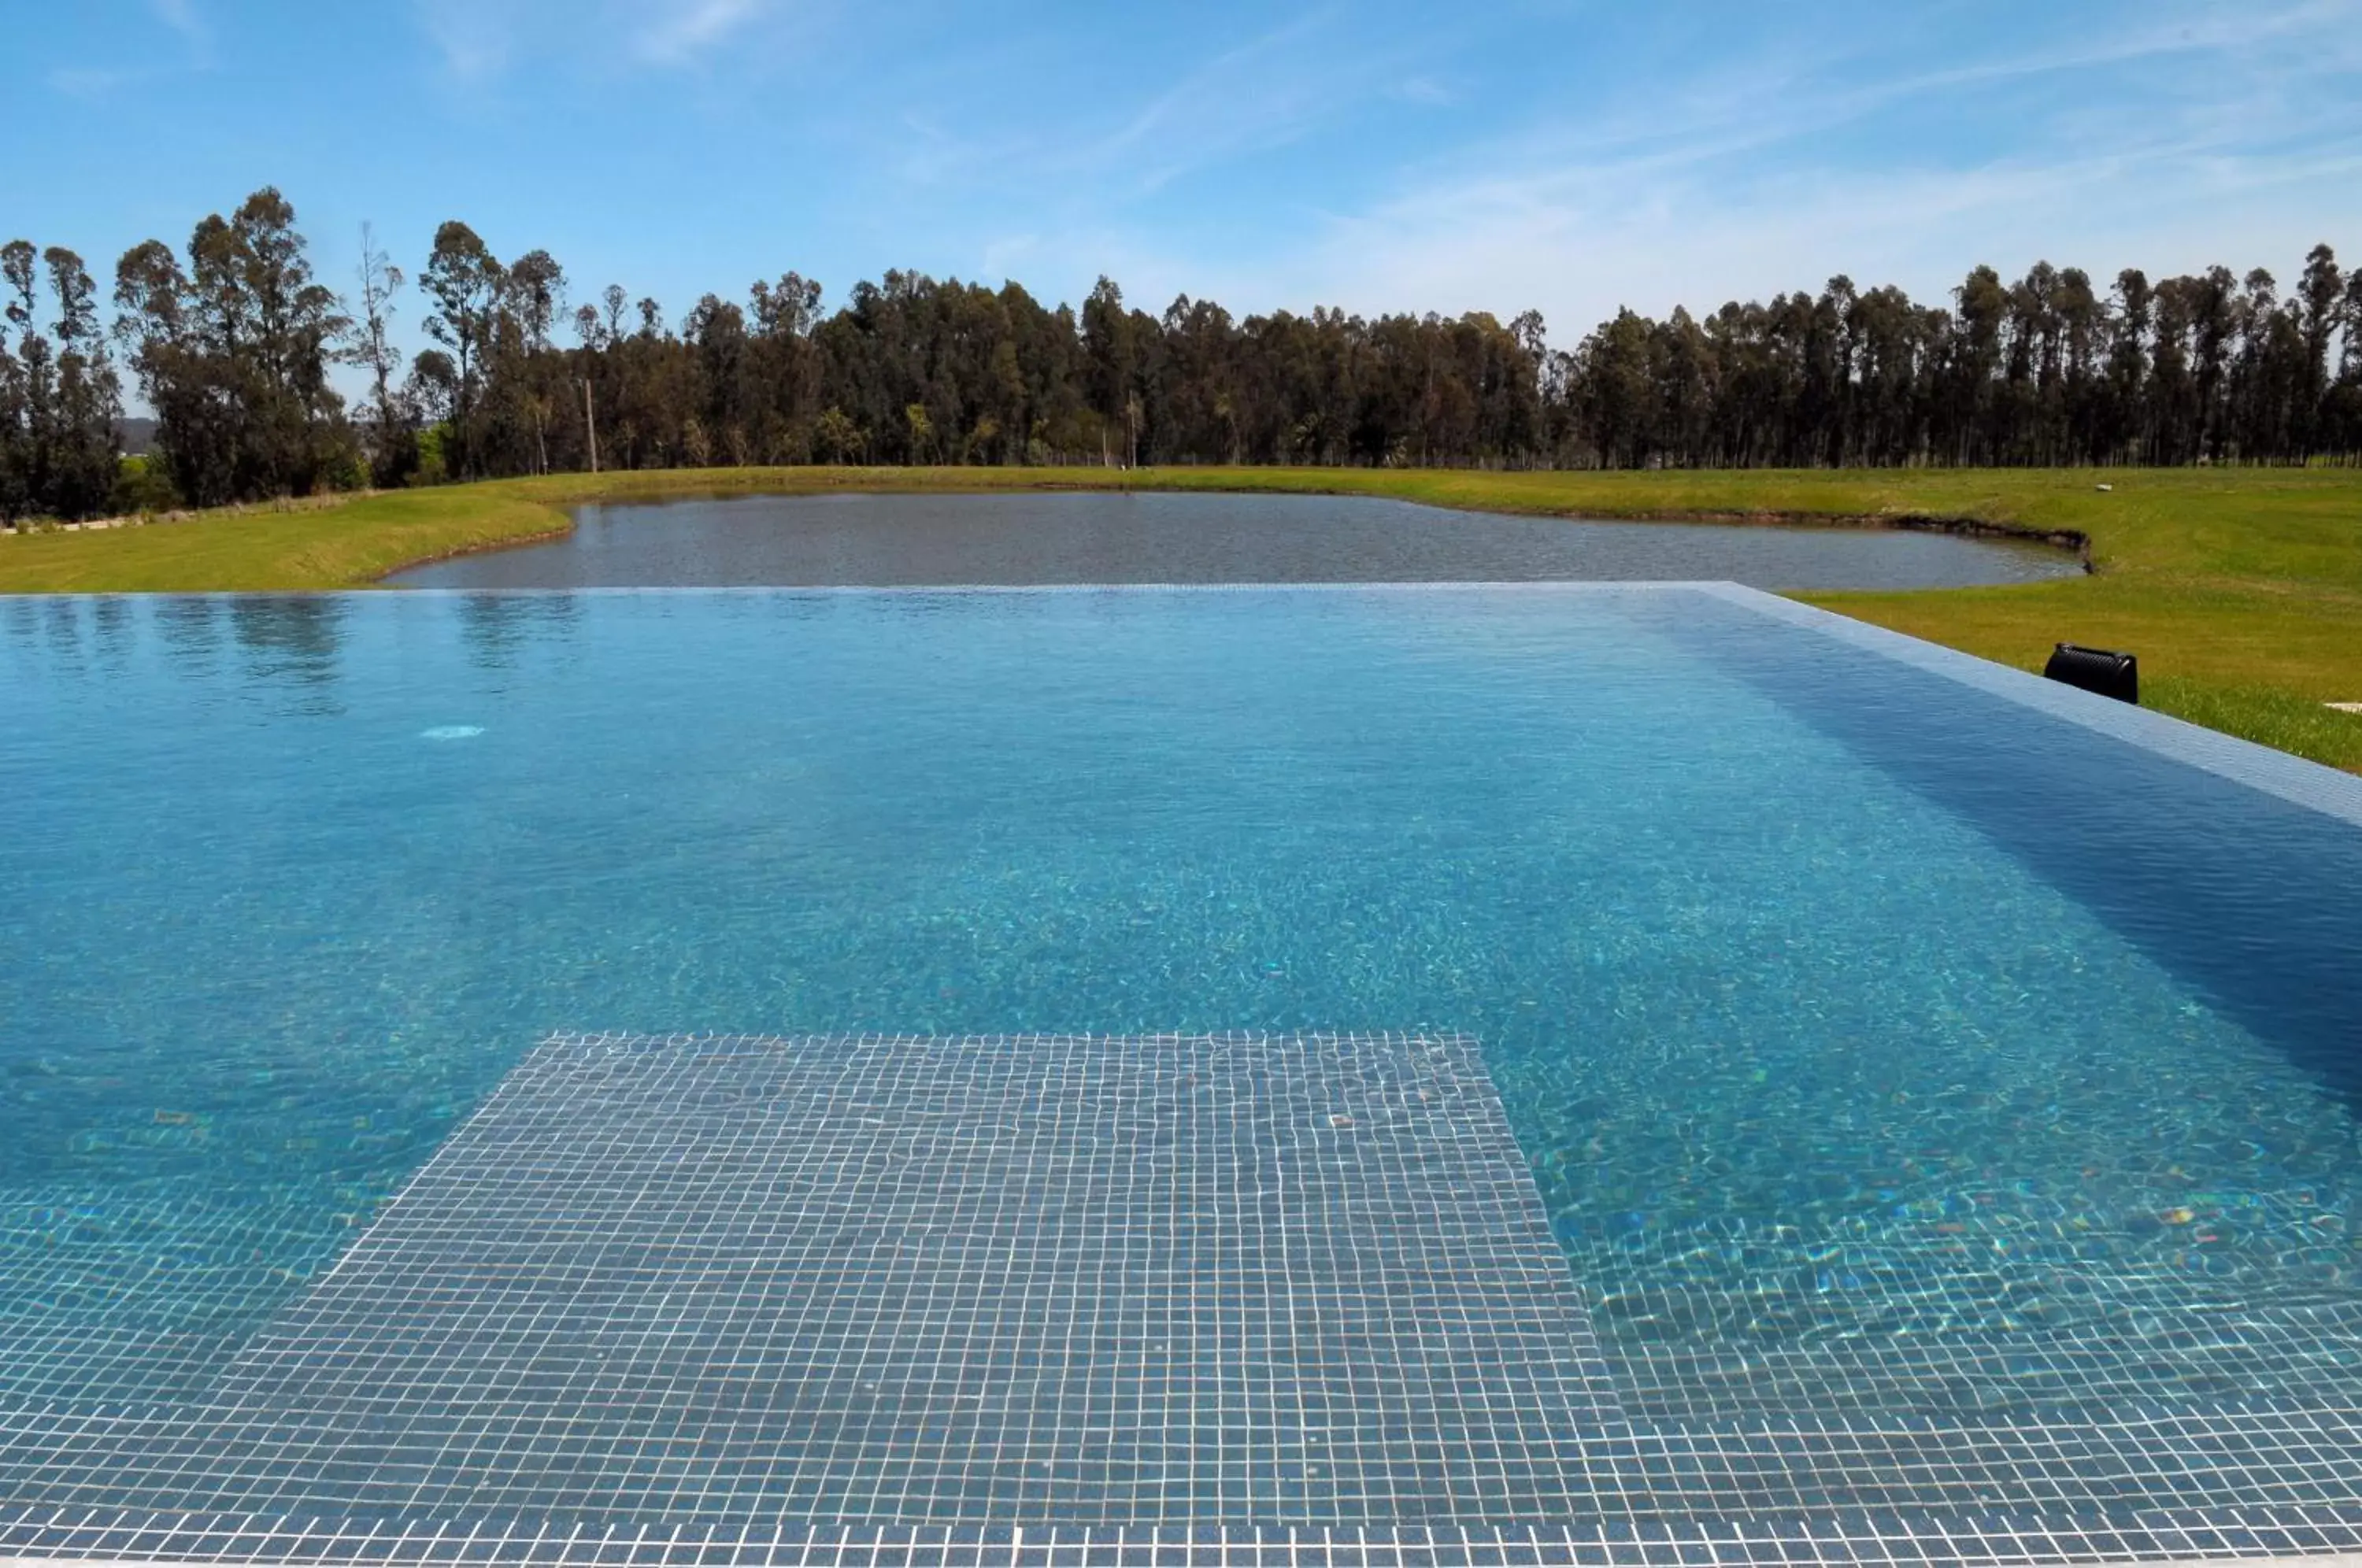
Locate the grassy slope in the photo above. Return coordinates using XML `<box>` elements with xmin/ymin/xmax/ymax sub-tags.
<box><xmin>5</xmin><ymin>464</ymin><xmax>2359</xmax><ymax>769</ymax></box>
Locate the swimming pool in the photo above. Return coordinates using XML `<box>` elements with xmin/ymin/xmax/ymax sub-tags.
<box><xmin>4</xmin><ymin>584</ymin><xmax>2360</xmax><ymax>1564</ymax></box>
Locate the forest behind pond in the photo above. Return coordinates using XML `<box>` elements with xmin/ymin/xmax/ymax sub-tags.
<box><xmin>6</xmin><ymin>187</ymin><xmax>2360</xmax><ymax>520</ymax></box>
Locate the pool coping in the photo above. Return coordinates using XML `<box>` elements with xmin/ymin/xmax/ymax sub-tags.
<box><xmin>1687</xmin><ymin>582</ymin><xmax>2362</xmax><ymax>829</ymax></box>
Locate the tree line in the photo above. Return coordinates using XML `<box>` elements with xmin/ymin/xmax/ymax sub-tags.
<box><xmin>3</xmin><ymin>187</ymin><xmax>2359</xmax><ymax>519</ymax></box>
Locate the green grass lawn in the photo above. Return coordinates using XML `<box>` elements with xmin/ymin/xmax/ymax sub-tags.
<box><xmin>6</xmin><ymin>464</ymin><xmax>2360</xmax><ymax>771</ymax></box>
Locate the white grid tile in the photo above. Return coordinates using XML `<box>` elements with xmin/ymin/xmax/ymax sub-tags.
<box><xmin>6</xmin><ymin>1033</ymin><xmax>2362</xmax><ymax>1566</ymax></box>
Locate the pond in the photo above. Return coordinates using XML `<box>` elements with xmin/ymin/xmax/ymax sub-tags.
<box><xmin>390</xmin><ymin>490</ymin><xmax>2084</xmax><ymax>590</ymax></box>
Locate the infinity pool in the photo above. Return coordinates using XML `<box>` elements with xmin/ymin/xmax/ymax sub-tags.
<box><xmin>5</xmin><ymin>585</ymin><xmax>2361</xmax><ymax>1560</ymax></box>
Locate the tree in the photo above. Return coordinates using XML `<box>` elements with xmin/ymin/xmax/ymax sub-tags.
<box><xmin>0</xmin><ymin>327</ymin><xmax>22</xmax><ymax>520</ymax></box>
<box><xmin>2297</xmin><ymin>245</ymin><xmax>2343</xmax><ymax>449</ymax></box>
<box><xmin>350</xmin><ymin>223</ymin><xmax>415</xmax><ymax>486</ymax></box>
<box><xmin>113</xmin><ymin>235</ymin><xmax>220</xmax><ymax>504</ymax></box>
<box><xmin>502</xmin><ymin>248</ymin><xmax>568</xmax><ymax>474</ymax></box>
<box><xmin>1081</xmin><ymin>276</ymin><xmax>1137</xmax><ymax>465</ymax></box>
<box><xmin>815</xmin><ymin>405</ymin><xmax>862</xmax><ymax>463</ymax></box>
<box><xmin>4</xmin><ymin>240</ymin><xmax>54</xmax><ymax>514</ymax></box>
<box><xmin>40</xmin><ymin>246</ymin><xmax>120</xmax><ymax>518</ymax></box>
<box><xmin>68</xmin><ymin>194</ymin><xmax>2359</xmax><ymax>486</ymax></box>
<box><xmin>114</xmin><ymin>188</ymin><xmax>351</xmax><ymax>505</ymax></box>
<box><xmin>2</xmin><ymin>242</ymin><xmax>41</xmax><ymax>517</ymax></box>
<box><xmin>0</xmin><ymin>240</ymin><xmax>120</xmax><ymax>520</ymax></box>
<box><xmin>420</xmin><ymin>221</ymin><xmax>504</xmax><ymax>479</ymax></box>
<box><xmin>227</xmin><ymin>189</ymin><xmax>351</xmax><ymax>494</ymax></box>
<box><xmin>403</xmin><ymin>349</ymin><xmax>459</xmax><ymax>482</ymax></box>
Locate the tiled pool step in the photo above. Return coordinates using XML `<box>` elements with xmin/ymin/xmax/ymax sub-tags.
<box><xmin>6</xmin><ymin>1508</ymin><xmax>2362</xmax><ymax>1566</ymax></box>
<box><xmin>6</xmin><ymin>1034</ymin><xmax>2362</xmax><ymax>1566</ymax></box>
<box><xmin>2</xmin><ymin>1034</ymin><xmax>1616</xmax><ymax>1526</ymax></box>
<box><xmin>13</xmin><ymin>1396</ymin><xmax>2362</xmax><ymax>1522</ymax></box>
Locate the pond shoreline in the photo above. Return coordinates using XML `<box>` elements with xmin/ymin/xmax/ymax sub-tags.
<box><xmin>1590</xmin><ymin>507</ymin><xmax>2091</xmax><ymax>570</ymax></box>
<box><xmin>388</xmin><ymin>488</ymin><xmax>2086</xmax><ymax>594</ymax></box>
<box><xmin>365</xmin><ymin>481</ymin><xmax>2090</xmax><ymax>586</ymax></box>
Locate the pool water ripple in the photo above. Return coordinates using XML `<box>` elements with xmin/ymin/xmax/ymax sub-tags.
<box><xmin>3</xmin><ymin>585</ymin><xmax>2359</xmax><ymax>1479</ymax></box>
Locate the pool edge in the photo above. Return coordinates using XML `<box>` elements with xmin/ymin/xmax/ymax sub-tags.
<box><xmin>1695</xmin><ymin>581</ymin><xmax>2362</xmax><ymax>830</ymax></box>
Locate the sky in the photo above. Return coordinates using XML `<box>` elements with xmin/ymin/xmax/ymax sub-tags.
<box><xmin>6</xmin><ymin>0</ymin><xmax>2361</xmax><ymax>364</ymax></box>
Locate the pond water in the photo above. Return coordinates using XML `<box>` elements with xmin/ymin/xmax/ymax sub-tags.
<box><xmin>391</xmin><ymin>490</ymin><xmax>2084</xmax><ymax>590</ymax></box>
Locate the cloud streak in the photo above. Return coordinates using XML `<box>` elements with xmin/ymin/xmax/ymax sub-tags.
<box><xmin>46</xmin><ymin>0</ymin><xmax>213</xmax><ymax>97</ymax></box>
<box><xmin>413</xmin><ymin>0</ymin><xmax>515</xmax><ymax>78</ymax></box>
<box><xmin>152</xmin><ymin>0</ymin><xmax>205</xmax><ymax>46</ymax></box>
<box><xmin>631</xmin><ymin>0</ymin><xmax>770</xmax><ymax>65</ymax></box>
<box><xmin>1276</xmin><ymin>1</ymin><xmax>2362</xmax><ymax>341</ymax></box>
<box><xmin>1088</xmin><ymin>9</ymin><xmax>1420</xmax><ymax>195</ymax></box>
<box><xmin>412</xmin><ymin>0</ymin><xmax>781</xmax><ymax>80</ymax></box>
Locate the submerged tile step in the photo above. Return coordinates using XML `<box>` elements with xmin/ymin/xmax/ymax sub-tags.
<box><xmin>9</xmin><ymin>1033</ymin><xmax>2362</xmax><ymax>1565</ymax></box>
<box><xmin>3</xmin><ymin>1033</ymin><xmax>1617</xmax><ymax>1529</ymax></box>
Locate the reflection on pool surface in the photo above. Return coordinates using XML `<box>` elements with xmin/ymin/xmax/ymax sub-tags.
<box><xmin>4</xmin><ymin>585</ymin><xmax>2361</xmax><ymax>1548</ymax></box>
<box><xmin>391</xmin><ymin>490</ymin><xmax>2086</xmax><ymax>590</ymax></box>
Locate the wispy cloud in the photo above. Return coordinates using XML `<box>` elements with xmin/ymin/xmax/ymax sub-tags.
<box><xmin>1275</xmin><ymin>0</ymin><xmax>2362</xmax><ymax>338</ymax></box>
<box><xmin>1091</xmin><ymin>9</ymin><xmax>1390</xmax><ymax>194</ymax></box>
<box><xmin>836</xmin><ymin>4</ymin><xmax>1430</xmax><ymax>270</ymax></box>
<box><xmin>412</xmin><ymin>0</ymin><xmax>782</xmax><ymax>80</ymax></box>
<box><xmin>151</xmin><ymin>0</ymin><xmax>206</xmax><ymax>49</ymax></box>
<box><xmin>633</xmin><ymin>0</ymin><xmax>769</xmax><ymax>64</ymax></box>
<box><xmin>872</xmin><ymin>5</ymin><xmax>1430</xmax><ymax>227</ymax></box>
<box><xmin>1345</xmin><ymin>0</ymin><xmax>2357</xmax><ymax>222</ymax></box>
<box><xmin>46</xmin><ymin>0</ymin><xmax>213</xmax><ymax>98</ymax></box>
<box><xmin>413</xmin><ymin>0</ymin><xmax>515</xmax><ymax>78</ymax></box>
<box><xmin>49</xmin><ymin>65</ymin><xmax>138</xmax><ymax>99</ymax></box>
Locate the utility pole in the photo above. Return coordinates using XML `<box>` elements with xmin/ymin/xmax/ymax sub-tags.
<box><xmin>581</xmin><ymin>377</ymin><xmax>600</xmax><ymax>475</ymax></box>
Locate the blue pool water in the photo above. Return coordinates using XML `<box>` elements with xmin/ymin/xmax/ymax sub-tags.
<box><xmin>4</xmin><ymin>584</ymin><xmax>2361</xmax><ymax>1438</ymax></box>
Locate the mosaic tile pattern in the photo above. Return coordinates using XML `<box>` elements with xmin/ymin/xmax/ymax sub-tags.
<box><xmin>5</xmin><ymin>1506</ymin><xmax>2362</xmax><ymax>1567</ymax></box>
<box><xmin>0</xmin><ymin>1033</ymin><xmax>1616</xmax><ymax>1533</ymax></box>
<box><xmin>6</xmin><ymin>1031</ymin><xmax>2362</xmax><ymax>1566</ymax></box>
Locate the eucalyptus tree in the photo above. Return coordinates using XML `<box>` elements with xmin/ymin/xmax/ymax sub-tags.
<box><xmin>1</xmin><ymin>240</ymin><xmax>49</xmax><ymax>518</ymax></box>
<box><xmin>683</xmin><ymin>291</ymin><xmax>751</xmax><ymax>465</ymax></box>
<box><xmin>491</xmin><ymin>248</ymin><xmax>569</xmax><ymax>475</ymax></box>
<box><xmin>0</xmin><ymin>240</ymin><xmax>121</xmax><ymax>520</ymax></box>
<box><xmin>2188</xmin><ymin>265</ymin><xmax>2238</xmax><ymax>460</ymax></box>
<box><xmin>39</xmin><ymin>246</ymin><xmax>120</xmax><ymax>517</ymax></box>
<box><xmin>232</xmin><ymin>190</ymin><xmax>350</xmax><ymax>494</ymax></box>
<box><xmin>350</xmin><ymin>224</ymin><xmax>415</xmax><ymax>486</ymax></box>
<box><xmin>75</xmin><ymin>194</ymin><xmax>2362</xmax><ymax>483</ymax></box>
<box><xmin>0</xmin><ymin>326</ymin><xmax>24</xmax><ymax>520</ymax></box>
<box><xmin>113</xmin><ymin>235</ymin><xmax>228</xmax><ymax>504</ymax></box>
<box><xmin>420</xmin><ymin>221</ymin><xmax>504</xmax><ymax>479</ymax></box>
<box><xmin>744</xmin><ymin>272</ymin><xmax>825</xmax><ymax>461</ymax></box>
<box><xmin>2297</xmin><ymin>246</ymin><xmax>2344</xmax><ymax>449</ymax></box>
<box><xmin>1081</xmin><ymin>276</ymin><xmax>1139</xmax><ymax>464</ymax></box>
<box><xmin>113</xmin><ymin>188</ymin><xmax>350</xmax><ymax>505</ymax></box>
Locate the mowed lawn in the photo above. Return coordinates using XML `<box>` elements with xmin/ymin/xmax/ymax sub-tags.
<box><xmin>5</xmin><ymin>464</ymin><xmax>2360</xmax><ymax>770</ymax></box>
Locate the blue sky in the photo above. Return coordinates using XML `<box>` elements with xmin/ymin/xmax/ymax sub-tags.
<box><xmin>7</xmin><ymin>0</ymin><xmax>2360</xmax><ymax>363</ymax></box>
